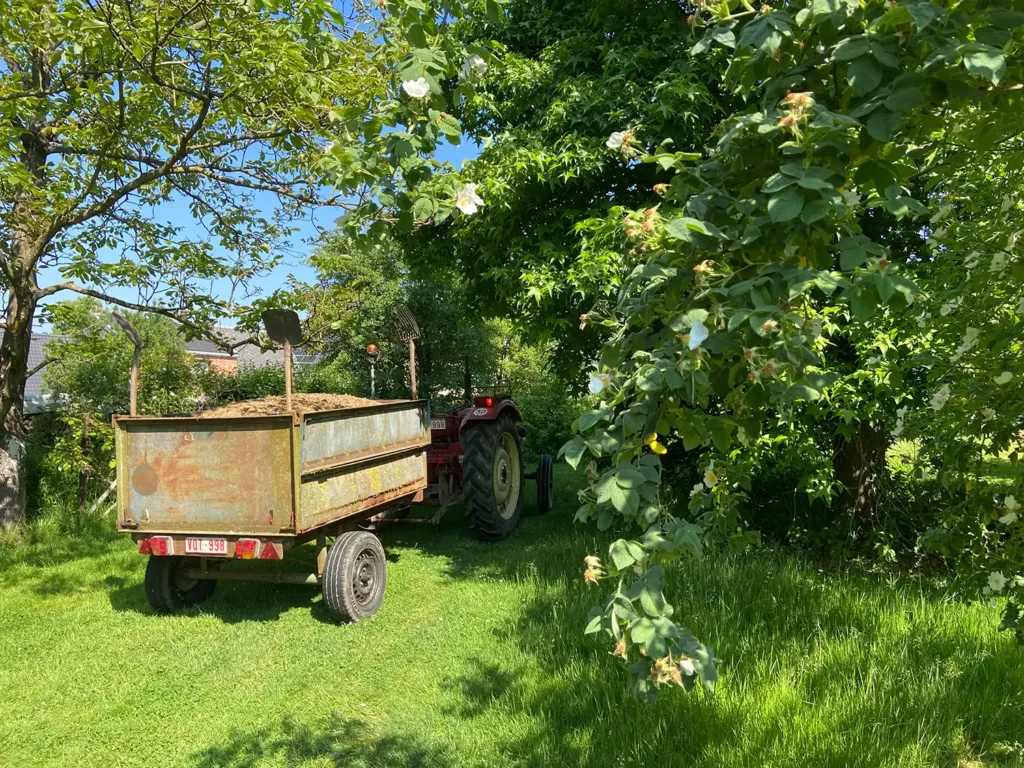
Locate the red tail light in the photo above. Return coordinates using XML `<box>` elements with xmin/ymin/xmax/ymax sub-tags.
<box><xmin>259</xmin><ymin>541</ymin><xmax>282</xmax><ymax>560</ymax></box>
<box><xmin>235</xmin><ymin>538</ymin><xmax>259</xmax><ymax>560</ymax></box>
<box><xmin>138</xmin><ymin>537</ymin><xmax>152</xmax><ymax>555</ymax></box>
<box><xmin>474</xmin><ymin>396</ymin><xmax>494</xmax><ymax>408</ymax></box>
<box><xmin>149</xmin><ymin>536</ymin><xmax>172</xmax><ymax>556</ymax></box>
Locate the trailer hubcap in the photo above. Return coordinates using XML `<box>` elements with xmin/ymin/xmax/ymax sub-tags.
<box><xmin>352</xmin><ymin>550</ymin><xmax>378</xmax><ymax>604</ymax></box>
<box><xmin>493</xmin><ymin>432</ymin><xmax>521</xmax><ymax>519</ymax></box>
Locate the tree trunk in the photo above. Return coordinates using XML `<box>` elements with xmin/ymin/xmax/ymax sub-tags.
<box><xmin>0</xmin><ymin>292</ymin><xmax>35</xmax><ymax>531</ymax></box>
<box><xmin>0</xmin><ymin>49</ymin><xmax>50</xmax><ymax>530</ymax></box>
<box><xmin>833</xmin><ymin>419</ymin><xmax>889</xmax><ymax>533</ymax></box>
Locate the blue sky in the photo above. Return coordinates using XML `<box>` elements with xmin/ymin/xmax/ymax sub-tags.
<box><xmin>35</xmin><ymin>137</ymin><xmax>480</xmax><ymax>329</ymax></box>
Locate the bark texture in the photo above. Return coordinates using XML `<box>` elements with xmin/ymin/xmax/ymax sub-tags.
<box><xmin>833</xmin><ymin>419</ymin><xmax>889</xmax><ymax>531</ymax></box>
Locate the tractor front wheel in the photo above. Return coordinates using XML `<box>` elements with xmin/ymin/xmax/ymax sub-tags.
<box><xmin>462</xmin><ymin>416</ymin><xmax>524</xmax><ymax>541</ymax></box>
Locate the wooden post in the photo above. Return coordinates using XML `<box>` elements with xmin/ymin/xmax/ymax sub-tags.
<box><xmin>284</xmin><ymin>338</ymin><xmax>293</xmax><ymax>411</ymax></box>
<box><xmin>78</xmin><ymin>412</ymin><xmax>90</xmax><ymax>527</ymax></box>
<box><xmin>408</xmin><ymin>338</ymin><xmax>418</xmax><ymax>399</ymax></box>
<box><xmin>128</xmin><ymin>345</ymin><xmax>139</xmax><ymax>416</ymax></box>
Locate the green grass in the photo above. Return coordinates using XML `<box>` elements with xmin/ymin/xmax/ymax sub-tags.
<box><xmin>1</xmin><ymin>465</ymin><xmax>1023</xmax><ymax>767</ymax></box>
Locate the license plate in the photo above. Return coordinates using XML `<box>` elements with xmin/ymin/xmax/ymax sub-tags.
<box><xmin>185</xmin><ymin>538</ymin><xmax>228</xmax><ymax>555</ymax></box>
<box><xmin>430</xmin><ymin>418</ymin><xmax>447</xmax><ymax>430</ymax></box>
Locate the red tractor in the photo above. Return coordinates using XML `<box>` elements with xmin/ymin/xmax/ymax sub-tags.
<box><xmin>373</xmin><ymin>308</ymin><xmax>554</xmax><ymax>540</ymax></box>
<box><xmin>425</xmin><ymin>394</ymin><xmax>554</xmax><ymax>540</ymax></box>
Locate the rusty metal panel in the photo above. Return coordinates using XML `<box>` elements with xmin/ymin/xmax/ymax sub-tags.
<box><xmin>299</xmin><ymin>450</ymin><xmax>428</xmax><ymax>532</ymax></box>
<box><xmin>115</xmin><ymin>416</ymin><xmax>295</xmax><ymax>534</ymax></box>
<box><xmin>300</xmin><ymin>401</ymin><xmax>429</xmax><ymax>473</ymax></box>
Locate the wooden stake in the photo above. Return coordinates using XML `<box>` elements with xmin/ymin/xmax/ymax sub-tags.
<box><xmin>284</xmin><ymin>338</ymin><xmax>293</xmax><ymax>411</ymax></box>
<box><xmin>408</xmin><ymin>338</ymin><xmax>418</xmax><ymax>399</ymax></box>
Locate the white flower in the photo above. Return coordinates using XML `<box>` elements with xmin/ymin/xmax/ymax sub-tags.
<box><xmin>988</xmin><ymin>571</ymin><xmax>1006</xmax><ymax>593</ymax></box>
<box><xmin>893</xmin><ymin>405</ymin><xmax>908</xmax><ymax>437</ymax></box>
<box><xmin>455</xmin><ymin>183</ymin><xmax>484</xmax><ymax>215</ymax></box>
<box><xmin>1002</xmin><ymin>194</ymin><xmax>1013</xmax><ymax>213</ymax></box>
<box><xmin>842</xmin><ymin>188</ymin><xmax>861</xmax><ymax>208</ymax></box>
<box><xmin>703</xmin><ymin>468</ymin><xmax>719</xmax><ymax>488</ymax></box>
<box><xmin>678</xmin><ymin>657</ymin><xmax>696</xmax><ymax>677</ymax></box>
<box><xmin>951</xmin><ymin>327</ymin><xmax>980</xmax><ymax>362</ymax></box>
<box><xmin>964</xmin><ymin>251</ymin><xmax>980</xmax><ymax>269</ymax></box>
<box><xmin>690</xmin><ymin>483</ymin><xmax>704</xmax><ymax>498</ymax></box>
<box><xmin>939</xmin><ymin>300</ymin><xmax>957</xmax><ymax>316</ymax></box>
<box><xmin>929</xmin><ymin>384</ymin><xmax>951</xmax><ymax>411</ymax></box>
<box><xmin>588</xmin><ymin>373</ymin><xmax>606</xmax><ymax>394</ymax></box>
<box><xmin>688</xmin><ymin>318</ymin><xmax>710</xmax><ymax>351</ymax></box>
<box><xmin>990</xmin><ymin>252</ymin><xmax>1008</xmax><ymax>273</ymax></box>
<box><xmin>460</xmin><ymin>54</ymin><xmax>488</xmax><ymax>79</ymax></box>
<box><xmin>402</xmin><ymin>78</ymin><xmax>431</xmax><ymax>99</ymax></box>
<box><xmin>982</xmin><ymin>408</ymin><xmax>996</xmax><ymax>421</ymax></box>
<box><xmin>1014</xmin><ymin>575</ymin><xmax>1024</xmax><ymax>588</ymax></box>
<box><xmin>1000</xmin><ymin>495</ymin><xmax>1019</xmax><ymax>525</ymax></box>
<box><xmin>994</xmin><ymin>371</ymin><xmax>1013</xmax><ymax>385</ymax></box>
<box><xmin>606</xmin><ymin>131</ymin><xmax>627</xmax><ymax>150</ymax></box>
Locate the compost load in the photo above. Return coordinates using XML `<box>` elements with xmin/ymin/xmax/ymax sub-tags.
<box><xmin>199</xmin><ymin>393</ymin><xmax>376</xmax><ymax>418</ymax></box>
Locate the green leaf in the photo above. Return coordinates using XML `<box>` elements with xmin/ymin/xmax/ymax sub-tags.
<box><xmin>615</xmin><ymin>465</ymin><xmax>647</xmax><ymax>489</ymax></box>
<box><xmin>768</xmin><ymin>187</ymin><xmax>804</xmax><ymax>222</ymax></box>
<box><xmin>578</xmin><ymin>408</ymin><xmax>608</xmax><ymax>432</ymax></box>
<box><xmin>801</xmin><ymin>200</ymin><xmax>830</xmax><ymax>223</ymax></box>
<box><xmin>907</xmin><ymin>1</ymin><xmax>939</xmax><ymax>29</ymax></box>
<box><xmin>811</xmin><ymin>0</ymin><xmax>841</xmax><ymax>16</ymax></box>
<box><xmin>867</xmin><ymin>108</ymin><xmax>901</xmax><ymax>141</ymax></box>
<box><xmin>609</xmin><ymin>539</ymin><xmax>646</xmax><ymax>570</ymax></box>
<box><xmin>833</xmin><ymin>37</ymin><xmax>869</xmax><ymax>61</ymax></box>
<box><xmin>847</xmin><ymin>55</ymin><xmax>883</xmax><ymax>95</ymax></box>
<box><xmin>437</xmin><ymin>113</ymin><xmax>461</xmax><ymax>139</ymax></box>
<box><xmin>609</xmin><ymin>484</ymin><xmax>640</xmax><ymax>516</ymax></box>
<box><xmin>559</xmin><ymin>437</ymin><xmax>588</xmax><ymax>470</ymax></box>
<box><xmin>884</xmin><ymin>87</ymin><xmax>924</xmax><ymax>112</ymax></box>
<box><xmin>597</xmin><ymin>508</ymin><xmax>614</xmax><ymax>531</ymax></box>
<box><xmin>665</xmin><ymin>216</ymin><xmax>722</xmax><ymax>241</ymax></box>
<box><xmin>762</xmin><ymin>173</ymin><xmax>796</xmax><ymax>193</ymax></box>
<box><xmin>411</xmin><ymin>196</ymin><xmax>436</xmax><ymax>222</ymax></box>
<box><xmin>962</xmin><ymin>44</ymin><xmax>1005</xmax><ymax>85</ymax></box>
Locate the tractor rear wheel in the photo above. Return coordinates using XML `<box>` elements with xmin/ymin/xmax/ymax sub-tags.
<box><xmin>462</xmin><ymin>416</ymin><xmax>524</xmax><ymax>540</ymax></box>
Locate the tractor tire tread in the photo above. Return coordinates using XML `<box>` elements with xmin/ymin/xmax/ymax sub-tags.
<box><xmin>462</xmin><ymin>416</ymin><xmax>523</xmax><ymax>541</ymax></box>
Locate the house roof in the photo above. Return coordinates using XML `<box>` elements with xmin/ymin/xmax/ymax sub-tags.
<box><xmin>3</xmin><ymin>325</ymin><xmax>318</xmax><ymax>414</ymax></box>
<box><xmin>185</xmin><ymin>327</ymin><xmax>318</xmax><ymax>368</ymax></box>
<box><xmin>0</xmin><ymin>331</ymin><xmax>62</xmax><ymax>413</ymax></box>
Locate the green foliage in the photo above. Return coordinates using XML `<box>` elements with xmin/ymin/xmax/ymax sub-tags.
<box><xmin>395</xmin><ymin>0</ymin><xmax>1024</xmax><ymax>694</ymax></box>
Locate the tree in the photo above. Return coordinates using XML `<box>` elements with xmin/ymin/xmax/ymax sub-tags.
<box><xmin>386</xmin><ymin>0</ymin><xmax>1023</xmax><ymax>695</ymax></box>
<box><xmin>0</xmin><ymin>0</ymin><xmax>484</xmax><ymax>528</ymax></box>
<box><xmin>389</xmin><ymin>0</ymin><xmax>733</xmax><ymax>379</ymax></box>
<box><xmin>305</xmin><ymin>232</ymin><xmax>501</xmax><ymax>401</ymax></box>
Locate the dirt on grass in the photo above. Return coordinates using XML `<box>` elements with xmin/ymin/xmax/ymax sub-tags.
<box><xmin>198</xmin><ymin>393</ymin><xmax>377</xmax><ymax>418</ymax></box>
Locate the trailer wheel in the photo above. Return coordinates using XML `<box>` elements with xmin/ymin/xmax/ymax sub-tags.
<box><xmin>462</xmin><ymin>416</ymin><xmax>524</xmax><ymax>541</ymax></box>
<box><xmin>145</xmin><ymin>556</ymin><xmax>217</xmax><ymax>613</ymax></box>
<box><xmin>535</xmin><ymin>454</ymin><xmax>555</xmax><ymax>514</ymax></box>
<box><xmin>322</xmin><ymin>531</ymin><xmax>387</xmax><ymax>622</ymax></box>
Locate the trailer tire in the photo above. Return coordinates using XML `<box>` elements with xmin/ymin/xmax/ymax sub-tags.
<box><xmin>462</xmin><ymin>416</ymin><xmax>524</xmax><ymax>541</ymax></box>
<box><xmin>144</xmin><ymin>556</ymin><xmax>217</xmax><ymax>613</ymax></box>
<box><xmin>322</xmin><ymin>531</ymin><xmax>387</xmax><ymax>622</ymax></box>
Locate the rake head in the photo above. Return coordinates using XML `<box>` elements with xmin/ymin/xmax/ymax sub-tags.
<box><xmin>393</xmin><ymin>305</ymin><xmax>421</xmax><ymax>341</ymax></box>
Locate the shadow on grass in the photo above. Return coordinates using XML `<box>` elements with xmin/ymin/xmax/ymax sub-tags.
<box><xmin>189</xmin><ymin>712</ymin><xmax>450</xmax><ymax>768</ymax></box>
<box><xmin>385</xmin><ymin>470</ymin><xmax>1024</xmax><ymax>766</ymax></box>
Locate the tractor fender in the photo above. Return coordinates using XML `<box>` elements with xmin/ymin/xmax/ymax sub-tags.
<box><xmin>459</xmin><ymin>400</ymin><xmax>522</xmax><ymax>429</ymax></box>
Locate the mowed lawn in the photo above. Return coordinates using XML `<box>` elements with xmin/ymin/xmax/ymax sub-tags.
<box><xmin>2</xmin><ymin>464</ymin><xmax>1023</xmax><ymax>767</ymax></box>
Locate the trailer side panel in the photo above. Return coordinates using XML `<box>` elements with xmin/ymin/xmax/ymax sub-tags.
<box><xmin>115</xmin><ymin>416</ymin><xmax>295</xmax><ymax>534</ymax></box>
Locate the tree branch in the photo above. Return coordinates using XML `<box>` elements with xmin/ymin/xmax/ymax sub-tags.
<box><xmin>33</xmin><ymin>282</ymin><xmax>254</xmax><ymax>353</ymax></box>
